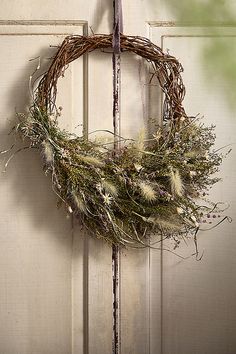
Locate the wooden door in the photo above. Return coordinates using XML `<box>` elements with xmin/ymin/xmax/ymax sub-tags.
<box><xmin>150</xmin><ymin>23</ymin><xmax>236</xmax><ymax>354</ymax></box>
<box><xmin>0</xmin><ymin>2</ymin><xmax>235</xmax><ymax>354</ymax></box>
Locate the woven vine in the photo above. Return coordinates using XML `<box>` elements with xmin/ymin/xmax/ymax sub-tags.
<box><xmin>14</xmin><ymin>34</ymin><xmax>229</xmax><ymax>250</ymax></box>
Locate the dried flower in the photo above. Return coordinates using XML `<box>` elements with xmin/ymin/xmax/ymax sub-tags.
<box><xmin>134</xmin><ymin>163</ymin><xmax>143</xmax><ymax>172</ymax></box>
<box><xmin>103</xmin><ymin>193</ymin><xmax>113</xmax><ymax>205</ymax></box>
<box><xmin>190</xmin><ymin>170</ymin><xmax>197</xmax><ymax>177</ymax></box>
<box><xmin>177</xmin><ymin>207</ymin><xmax>184</xmax><ymax>214</ymax></box>
<box><xmin>153</xmin><ymin>128</ymin><xmax>162</xmax><ymax>141</ymax></box>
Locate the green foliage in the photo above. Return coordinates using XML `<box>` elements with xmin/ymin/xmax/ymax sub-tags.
<box><xmin>165</xmin><ymin>0</ymin><xmax>236</xmax><ymax>107</ymax></box>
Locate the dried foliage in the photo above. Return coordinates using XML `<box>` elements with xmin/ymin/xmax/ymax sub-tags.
<box><xmin>14</xmin><ymin>34</ymin><xmax>230</xmax><ymax>249</ymax></box>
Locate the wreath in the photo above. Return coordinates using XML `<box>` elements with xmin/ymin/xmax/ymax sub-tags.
<box><xmin>14</xmin><ymin>34</ymin><xmax>229</xmax><ymax>249</ymax></box>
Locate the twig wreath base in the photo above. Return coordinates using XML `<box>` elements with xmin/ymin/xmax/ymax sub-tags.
<box><xmin>14</xmin><ymin>34</ymin><xmax>230</xmax><ymax>250</ymax></box>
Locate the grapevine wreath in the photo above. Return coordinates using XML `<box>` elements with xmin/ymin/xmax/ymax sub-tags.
<box><xmin>14</xmin><ymin>34</ymin><xmax>230</xmax><ymax>249</ymax></box>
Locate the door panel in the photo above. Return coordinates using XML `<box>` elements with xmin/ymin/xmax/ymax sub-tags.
<box><xmin>0</xmin><ymin>23</ymin><xmax>85</xmax><ymax>354</ymax></box>
<box><xmin>151</xmin><ymin>24</ymin><xmax>236</xmax><ymax>354</ymax></box>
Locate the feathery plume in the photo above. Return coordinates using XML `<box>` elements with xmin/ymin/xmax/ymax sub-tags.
<box><xmin>71</xmin><ymin>192</ymin><xmax>86</xmax><ymax>213</ymax></box>
<box><xmin>147</xmin><ymin>216</ymin><xmax>182</xmax><ymax>230</ymax></box>
<box><xmin>134</xmin><ymin>128</ymin><xmax>146</xmax><ymax>160</ymax></box>
<box><xmin>169</xmin><ymin>168</ymin><xmax>183</xmax><ymax>197</ymax></box>
<box><xmin>41</xmin><ymin>140</ymin><xmax>54</xmax><ymax>164</ymax></box>
<box><xmin>184</xmin><ymin>150</ymin><xmax>202</xmax><ymax>158</ymax></box>
<box><xmin>101</xmin><ymin>180</ymin><xmax>118</xmax><ymax>197</ymax></box>
<box><xmin>139</xmin><ymin>182</ymin><xmax>157</xmax><ymax>202</ymax></box>
<box><xmin>79</xmin><ymin>155</ymin><xmax>104</xmax><ymax>167</ymax></box>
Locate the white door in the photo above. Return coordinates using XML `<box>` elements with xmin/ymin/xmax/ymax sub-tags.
<box><xmin>0</xmin><ymin>2</ymin><xmax>236</xmax><ymax>354</ymax></box>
